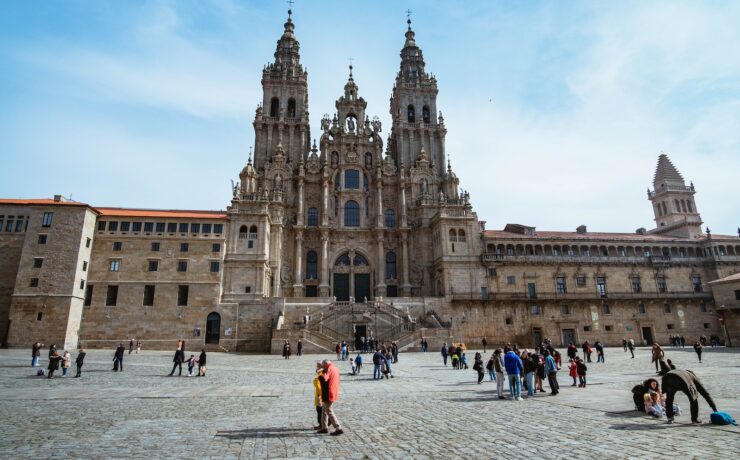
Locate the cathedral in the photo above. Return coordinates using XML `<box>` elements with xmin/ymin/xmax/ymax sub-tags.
<box><xmin>1</xmin><ymin>11</ymin><xmax>739</xmax><ymax>352</ymax></box>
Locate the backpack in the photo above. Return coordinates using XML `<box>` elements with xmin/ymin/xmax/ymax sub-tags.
<box><xmin>36</xmin><ymin>369</ymin><xmax>45</xmax><ymax>376</ymax></box>
<box><xmin>710</xmin><ymin>412</ymin><xmax>737</xmax><ymax>426</ymax></box>
<box><xmin>632</xmin><ymin>385</ymin><xmax>647</xmax><ymax>412</ymax></box>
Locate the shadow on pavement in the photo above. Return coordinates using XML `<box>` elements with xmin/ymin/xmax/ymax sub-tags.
<box><xmin>215</xmin><ymin>427</ymin><xmax>315</xmax><ymax>439</ymax></box>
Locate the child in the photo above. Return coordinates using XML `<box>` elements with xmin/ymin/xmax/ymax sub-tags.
<box><xmin>568</xmin><ymin>359</ymin><xmax>577</xmax><ymax>386</ymax></box>
<box><xmin>451</xmin><ymin>353</ymin><xmax>460</xmax><ymax>369</ymax></box>
<box><xmin>350</xmin><ymin>358</ymin><xmax>356</xmax><ymax>375</ymax></box>
<box><xmin>186</xmin><ymin>354</ymin><xmax>197</xmax><ymax>376</ymax></box>
<box><xmin>461</xmin><ymin>353</ymin><xmax>469</xmax><ymax>370</ymax></box>
<box><xmin>62</xmin><ymin>350</ymin><xmax>72</xmax><ymax>377</ymax></box>
<box><xmin>576</xmin><ymin>357</ymin><xmax>587</xmax><ymax>387</ymax></box>
<box><xmin>644</xmin><ymin>392</ymin><xmax>664</xmax><ymax>417</ymax></box>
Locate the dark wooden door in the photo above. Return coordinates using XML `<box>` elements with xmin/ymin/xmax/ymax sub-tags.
<box><xmin>354</xmin><ymin>273</ymin><xmax>371</xmax><ymax>302</ymax></box>
<box><xmin>333</xmin><ymin>274</ymin><xmax>350</xmax><ymax>301</ymax></box>
<box><xmin>642</xmin><ymin>327</ymin><xmax>654</xmax><ymax>345</ymax></box>
<box><xmin>205</xmin><ymin>312</ymin><xmax>221</xmax><ymax>344</ymax></box>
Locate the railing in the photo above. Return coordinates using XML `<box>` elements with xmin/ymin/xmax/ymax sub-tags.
<box><xmin>451</xmin><ymin>290</ymin><xmax>713</xmax><ymax>301</ymax></box>
<box><xmin>648</xmin><ymin>185</ymin><xmax>695</xmax><ymax>198</ymax></box>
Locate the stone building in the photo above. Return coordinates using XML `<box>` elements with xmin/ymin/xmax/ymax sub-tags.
<box><xmin>1</xmin><ymin>12</ymin><xmax>738</xmax><ymax>352</ymax></box>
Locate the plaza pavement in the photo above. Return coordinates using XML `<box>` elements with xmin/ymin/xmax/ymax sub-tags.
<box><xmin>0</xmin><ymin>345</ymin><xmax>738</xmax><ymax>459</ymax></box>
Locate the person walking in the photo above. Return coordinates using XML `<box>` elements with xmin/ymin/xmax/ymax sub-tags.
<box><xmin>622</xmin><ymin>338</ymin><xmax>628</xmax><ymax>352</ymax></box>
<box><xmin>651</xmin><ymin>344</ymin><xmax>665</xmax><ymax>373</ymax></box>
<box><xmin>473</xmin><ymin>352</ymin><xmax>485</xmax><ymax>384</ymax></box>
<box><xmin>61</xmin><ymin>350</ymin><xmax>72</xmax><ymax>377</ymax></box>
<box><xmin>595</xmin><ymin>340</ymin><xmax>605</xmax><ymax>363</ymax></box>
<box><xmin>544</xmin><ymin>350</ymin><xmax>559</xmax><ymax>395</ymax></box>
<box><xmin>482</xmin><ymin>337</ymin><xmax>487</xmax><ymax>353</ymax></box>
<box><xmin>628</xmin><ymin>338</ymin><xmax>635</xmax><ymax>358</ymax></box>
<box><xmin>441</xmin><ymin>343</ymin><xmax>449</xmax><ymax>367</ymax></box>
<box><xmin>354</xmin><ymin>352</ymin><xmax>362</xmax><ymax>375</ymax></box>
<box><xmin>136</xmin><ymin>340</ymin><xmax>142</xmax><ymax>353</ymax></box>
<box><xmin>567</xmin><ymin>342</ymin><xmax>577</xmax><ymax>360</ymax></box>
<box><xmin>503</xmin><ymin>346</ymin><xmax>523</xmax><ymax>401</ymax></box>
<box><xmin>113</xmin><ymin>343</ymin><xmax>125</xmax><ymax>371</ymax></box>
<box><xmin>31</xmin><ymin>342</ymin><xmax>43</xmax><ymax>367</ymax></box>
<box><xmin>297</xmin><ymin>339</ymin><xmax>303</xmax><ymax>356</ymax></box>
<box><xmin>169</xmin><ymin>347</ymin><xmax>185</xmax><ymax>376</ymax></box>
<box><xmin>662</xmin><ymin>368</ymin><xmax>717</xmax><ymax>424</ymax></box>
<box><xmin>693</xmin><ymin>341</ymin><xmax>703</xmax><ymax>363</ymax></box>
<box><xmin>317</xmin><ymin>359</ymin><xmax>343</xmax><ymax>436</ymax></box>
<box><xmin>198</xmin><ymin>349</ymin><xmax>207</xmax><ymax>376</ymax></box>
<box><xmin>47</xmin><ymin>348</ymin><xmax>61</xmax><ymax>379</ymax></box>
<box><xmin>129</xmin><ymin>339</ymin><xmax>134</xmax><ymax>355</ymax></box>
<box><xmin>75</xmin><ymin>349</ymin><xmax>86</xmax><ymax>377</ymax></box>
<box><xmin>568</xmin><ymin>359</ymin><xmax>578</xmax><ymax>386</ymax></box>
<box><xmin>335</xmin><ymin>343</ymin><xmax>341</xmax><ymax>360</ymax></box>
<box><xmin>493</xmin><ymin>349</ymin><xmax>506</xmax><ymax>399</ymax></box>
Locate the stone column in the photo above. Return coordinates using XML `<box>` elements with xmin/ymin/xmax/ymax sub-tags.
<box><xmin>401</xmin><ymin>231</ymin><xmax>412</xmax><ymax>296</ymax></box>
<box><xmin>376</xmin><ymin>177</ymin><xmax>384</xmax><ymax>227</ymax></box>
<box><xmin>376</xmin><ymin>233</ymin><xmax>386</xmax><ymax>297</ymax></box>
<box><xmin>321</xmin><ymin>178</ymin><xmax>329</xmax><ymax>226</ymax></box>
<box><xmin>293</xmin><ymin>230</ymin><xmax>304</xmax><ymax>297</ymax></box>
<box><xmin>319</xmin><ymin>230</ymin><xmax>330</xmax><ymax>296</ymax></box>
<box><xmin>296</xmin><ymin>177</ymin><xmax>304</xmax><ymax>226</ymax></box>
<box><xmin>400</xmin><ymin>176</ymin><xmax>408</xmax><ymax>227</ymax></box>
<box><xmin>272</xmin><ymin>223</ymin><xmax>283</xmax><ymax>298</ymax></box>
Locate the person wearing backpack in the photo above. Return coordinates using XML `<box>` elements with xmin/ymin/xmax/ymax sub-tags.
<box><xmin>662</xmin><ymin>368</ymin><xmax>717</xmax><ymax>424</ymax></box>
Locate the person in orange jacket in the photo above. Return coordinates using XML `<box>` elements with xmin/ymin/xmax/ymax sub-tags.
<box><xmin>317</xmin><ymin>359</ymin><xmax>344</xmax><ymax>436</ymax></box>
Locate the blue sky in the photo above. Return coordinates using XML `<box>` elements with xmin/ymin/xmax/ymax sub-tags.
<box><xmin>1</xmin><ymin>0</ymin><xmax>738</xmax><ymax>234</ymax></box>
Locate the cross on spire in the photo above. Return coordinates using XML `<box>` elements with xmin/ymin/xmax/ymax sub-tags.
<box><xmin>287</xmin><ymin>0</ymin><xmax>294</xmax><ymax>17</ymax></box>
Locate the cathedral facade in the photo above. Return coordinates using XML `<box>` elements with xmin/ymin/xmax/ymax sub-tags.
<box><xmin>1</xmin><ymin>12</ymin><xmax>739</xmax><ymax>352</ymax></box>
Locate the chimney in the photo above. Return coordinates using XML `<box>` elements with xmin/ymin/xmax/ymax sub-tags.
<box><xmin>576</xmin><ymin>225</ymin><xmax>587</xmax><ymax>234</ymax></box>
<box><xmin>635</xmin><ymin>228</ymin><xmax>647</xmax><ymax>235</ymax></box>
<box><xmin>53</xmin><ymin>195</ymin><xmax>62</xmax><ymax>202</ymax></box>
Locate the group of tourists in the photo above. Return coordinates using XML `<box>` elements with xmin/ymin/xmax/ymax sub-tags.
<box><xmin>418</xmin><ymin>338</ymin><xmax>429</xmax><ymax>352</ymax></box>
<box><xmin>440</xmin><ymin>342</ymin><xmax>469</xmax><ymax>369</ymax></box>
<box><xmin>33</xmin><ymin>342</ymin><xmax>86</xmax><ymax>379</ymax></box>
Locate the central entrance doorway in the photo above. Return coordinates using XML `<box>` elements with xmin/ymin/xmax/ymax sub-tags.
<box><xmin>354</xmin><ymin>324</ymin><xmax>367</xmax><ymax>349</ymax></box>
<box><xmin>642</xmin><ymin>326</ymin><xmax>654</xmax><ymax>345</ymax></box>
<box><xmin>332</xmin><ymin>251</ymin><xmax>372</xmax><ymax>301</ymax></box>
<box><xmin>561</xmin><ymin>328</ymin><xmax>576</xmax><ymax>347</ymax></box>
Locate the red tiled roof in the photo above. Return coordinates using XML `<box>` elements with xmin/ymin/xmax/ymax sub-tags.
<box><xmin>95</xmin><ymin>207</ymin><xmax>227</xmax><ymax>219</ymax></box>
<box><xmin>0</xmin><ymin>198</ymin><xmax>90</xmax><ymax>207</ymax></box>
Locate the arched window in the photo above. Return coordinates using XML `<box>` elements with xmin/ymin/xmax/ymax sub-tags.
<box><xmin>458</xmin><ymin>229</ymin><xmax>466</xmax><ymax>242</ymax></box>
<box><xmin>365</xmin><ymin>152</ymin><xmax>372</xmax><ymax>168</ymax></box>
<box><xmin>331</xmin><ymin>151</ymin><xmax>339</xmax><ymax>168</ymax></box>
<box><xmin>687</xmin><ymin>200</ymin><xmax>693</xmax><ymax>213</ymax></box>
<box><xmin>249</xmin><ymin>225</ymin><xmax>258</xmax><ymax>236</ymax></box>
<box><xmin>661</xmin><ymin>202</ymin><xmax>667</xmax><ymax>215</ymax></box>
<box><xmin>386</xmin><ymin>251</ymin><xmax>397</xmax><ymax>279</ymax></box>
<box><xmin>287</xmin><ymin>98</ymin><xmax>296</xmax><ymax>118</ymax></box>
<box><xmin>422</xmin><ymin>105</ymin><xmax>430</xmax><ymax>123</ymax></box>
<box><xmin>344</xmin><ymin>169</ymin><xmax>360</xmax><ymax>189</ymax></box>
<box><xmin>270</xmin><ymin>97</ymin><xmax>279</xmax><ymax>117</ymax></box>
<box><xmin>385</xmin><ymin>209</ymin><xmax>395</xmax><ymax>228</ymax></box>
<box><xmin>306</xmin><ymin>251</ymin><xmax>318</xmax><ymax>280</ymax></box>
<box><xmin>449</xmin><ymin>229</ymin><xmax>457</xmax><ymax>242</ymax></box>
<box><xmin>239</xmin><ymin>225</ymin><xmax>248</xmax><ymax>238</ymax></box>
<box><xmin>307</xmin><ymin>207</ymin><xmax>318</xmax><ymax>227</ymax></box>
<box><xmin>353</xmin><ymin>254</ymin><xmax>369</xmax><ymax>265</ymax></box>
<box><xmin>344</xmin><ymin>200</ymin><xmax>360</xmax><ymax>227</ymax></box>
<box><xmin>335</xmin><ymin>253</ymin><xmax>351</xmax><ymax>266</ymax></box>
<box><xmin>681</xmin><ymin>200</ymin><xmax>688</xmax><ymax>213</ymax></box>
<box><xmin>407</xmin><ymin>104</ymin><xmax>415</xmax><ymax>122</ymax></box>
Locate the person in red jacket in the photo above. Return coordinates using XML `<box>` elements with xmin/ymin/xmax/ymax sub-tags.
<box><xmin>318</xmin><ymin>359</ymin><xmax>344</xmax><ymax>436</ymax></box>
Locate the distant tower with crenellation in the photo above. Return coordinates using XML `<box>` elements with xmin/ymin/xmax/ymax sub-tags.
<box><xmin>648</xmin><ymin>153</ymin><xmax>703</xmax><ymax>238</ymax></box>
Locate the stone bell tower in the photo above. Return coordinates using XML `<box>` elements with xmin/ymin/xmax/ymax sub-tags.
<box><xmin>648</xmin><ymin>153</ymin><xmax>703</xmax><ymax>238</ymax></box>
<box><xmin>252</xmin><ymin>8</ymin><xmax>311</xmax><ymax>170</ymax></box>
<box><xmin>389</xmin><ymin>17</ymin><xmax>447</xmax><ymax>176</ymax></box>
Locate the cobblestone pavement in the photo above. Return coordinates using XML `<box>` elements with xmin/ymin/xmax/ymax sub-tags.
<box><xmin>1</xmin><ymin>345</ymin><xmax>738</xmax><ymax>459</ymax></box>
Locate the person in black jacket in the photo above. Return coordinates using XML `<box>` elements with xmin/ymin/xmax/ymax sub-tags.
<box><xmin>169</xmin><ymin>347</ymin><xmax>185</xmax><ymax>376</ymax></box>
<box><xmin>198</xmin><ymin>349</ymin><xmax>207</xmax><ymax>376</ymax></box>
<box><xmin>473</xmin><ymin>352</ymin><xmax>484</xmax><ymax>384</ymax></box>
<box><xmin>47</xmin><ymin>348</ymin><xmax>61</xmax><ymax>379</ymax></box>
<box><xmin>75</xmin><ymin>349</ymin><xmax>86</xmax><ymax>377</ymax></box>
<box><xmin>113</xmin><ymin>343</ymin><xmax>125</xmax><ymax>371</ymax></box>
<box><xmin>662</xmin><ymin>369</ymin><xmax>717</xmax><ymax>423</ymax></box>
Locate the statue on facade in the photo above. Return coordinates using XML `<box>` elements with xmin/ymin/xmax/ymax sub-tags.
<box><xmin>346</xmin><ymin>115</ymin><xmax>356</xmax><ymax>133</ymax></box>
